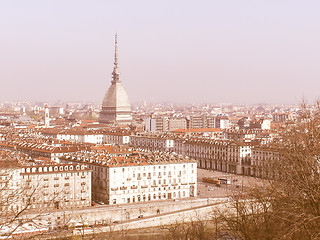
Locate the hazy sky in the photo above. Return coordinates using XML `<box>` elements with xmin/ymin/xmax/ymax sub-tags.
<box><xmin>1</xmin><ymin>1</ymin><xmax>320</xmax><ymax>104</ymax></box>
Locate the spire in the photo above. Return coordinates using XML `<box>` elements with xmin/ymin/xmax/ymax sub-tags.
<box><xmin>112</xmin><ymin>33</ymin><xmax>120</xmax><ymax>83</ymax></box>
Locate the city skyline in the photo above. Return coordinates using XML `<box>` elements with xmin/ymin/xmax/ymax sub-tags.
<box><xmin>1</xmin><ymin>1</ymin><xmax>320</xmax><ymax>104</ymax></box>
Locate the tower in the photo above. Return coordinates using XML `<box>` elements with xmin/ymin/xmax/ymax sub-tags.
<box><xmin>100</xmin><ymin>34</ymin><xmax>132</xmax><ymax>124</ymax></box>
<box><xmin>44</xmin><ymin>105</ymin><xmax>50</xmax><ymax>128</ymax></box>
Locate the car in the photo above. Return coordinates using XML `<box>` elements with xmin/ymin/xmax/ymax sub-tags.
<box><xmin>138</xmin><ymin>215</ymin><xmax>144</xmax><ymax>219</ymax></box>
<box><xmin>113</xmin><ymin>220</ymin><xmax>120</xmax><ymax>224</ymax></box>
<box><xmin>98</xmin><ymin>201</ymin><xmax>105</xmax><ymax>205</ymax></box>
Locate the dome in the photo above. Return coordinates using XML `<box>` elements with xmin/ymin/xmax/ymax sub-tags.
<box><xmin>102</xmin><ymin>82</ymin><xmax>131</xmax><ymax>111</ymax></box>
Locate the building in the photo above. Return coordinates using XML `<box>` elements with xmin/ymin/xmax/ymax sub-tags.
<box><xmin>215</xmin><ymin>116</ymin><xmax>231</xmax><ymax>129</ymax></box>
<box><xmin>0</xmin><ymin>150</ymin><xmax>92</xmax><ymax>212</ymax></box>
<box><xmin>20</xmin><ymin>162</ymin><xmax>92</xmax><ymax>210</ymax></box>
<box><xmin>44</xmin><ymin>105</ymin><xmax>50</xmax><ymax>128</ymax></box>
<box><xmin>145</xmin><ymin>117</ymin><xmax>169</xmax><ymax>132</ymax></box>
<box><xmin>0</xmin><ymin>140</ymin><xmax>91</xmax><ymax>163</ymax></box>
<box><xmin>128</xmin><ymin>132</ymin><xmax>260</xmax><ymax>175</ymax></box>
<box><xmin>100</xmin><ymin>34</ymin><xmax>132</xmax><ymax>124</ymax></box>
<box><xmin>60</xmin><ymin>146</ymin><xmax>197</xmax><ymax>205</ymax></box>
<box><xmin>56</xmin><ymin>130</ymin><xmax>105</xmax><ymax>144</ymax></box>
<box><xmin>168</xmin><ymin>118</ymin><xmax>187</xmax><ymax>131</ymax></box>
<box><xmin>249</xmin><ymin>147</ymin><xmax>279</xmax><ymax>178</ymax></box>
<box><xmin>172</xmin><ymin>128</ymin><xmax>222</xmax><ymax>138</ymax></box>
<box><xmin>272</xmin><ymin>113</ymin><xmax>289</xmax><ymax>122</ymax></box>
<box><xmin>103</xmin><ymin>130</ymin><xmax>131</xmax><ymax>145</ymax></box>
<box><xmin>130</xmin><ymin>133</ymin><xmax>175</xmax><ymax>152</ymax></box>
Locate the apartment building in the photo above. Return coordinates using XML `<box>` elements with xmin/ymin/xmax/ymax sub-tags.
<box><xmin>60</xmin><ymin>147</ymin><xmax>197</xmax><ymax>205</ymax></box>
<box><xmin>249</xmin><ymin>147</ymin><xmax>279</xmax><ymax>178</ymax></box>
<box><xmin>20</xmin><ymin>162</ymin><xmax>92</xmax><ymax>210</ymax></box>
<box><xmin>0</xmin><ymin>150</ymin><xmax>92</xmax><ymax>212</ymax></box>
<box><xmin>0</xmin><ymin>140</ymin><xmax>91</xmax><ymax>163</ymax></box>
<box><xmin>56</xmin><ymin>130</ymin><xmax>104</xmax><ymax>144</ymax></box>
<box><xmin>128</xmin><ymin>133</ymin><xmax>259</xmax><ymax>175</ymax></box>
<box><xmin>130</xmin><ymin>133</ymin><xmax>175</xmax><ymax>152</ymax></box>
<box><xmin>103</xmin><ymin>130</ymin><xmax>131</xmax><ymax>145</ymax></box>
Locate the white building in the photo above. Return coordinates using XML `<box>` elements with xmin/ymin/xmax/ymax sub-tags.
<box><xmin>103</xmin><ymin>131</ymin><xmax>131</xmax><ymax>145</ymax></box>
<box><xmin>61</xmin><ymin>147</ymin><xmax>197</xmax><ymax>205</ymax></box>
<box><xmin>56</xmin><ymin>130</ymin><xmax>104</xmax><ymax>144</ymax></box>
<box><xmin>0</xmin><ymin>150</ymin><xmax>92</xmax><ymax>212</ymax></box>
<box><xmin>20</xmin><ymin>163</ymin><xmax>92</xmax><ymax>210</ymax></box>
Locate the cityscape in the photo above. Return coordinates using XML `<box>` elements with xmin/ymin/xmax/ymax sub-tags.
<box><xmin>1</xmin><ymin>1</ymin><xmax>320</xmax><ymax>240</ymax></box>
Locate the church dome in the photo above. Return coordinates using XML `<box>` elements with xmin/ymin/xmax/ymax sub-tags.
<box><xmin>102</xmin><ymin>82</ymin><xmax>131</xmax><ymax>111</ymax></box>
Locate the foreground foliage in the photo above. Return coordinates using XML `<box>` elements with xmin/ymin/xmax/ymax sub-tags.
<box><xmin>220</xmin><ymin>102</ymin><xmax>320</xmax><ymax>240</ymax></box>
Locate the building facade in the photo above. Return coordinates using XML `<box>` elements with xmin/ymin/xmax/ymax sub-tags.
<box><xmin>0</xmin><ymin>150</ymin><xmax>92</xmax><ymax>212</ymax></box>
<box><xmin>61</xmin><ymin>148</ymin><xmax>197</xmax><ymax>205</ymax></box>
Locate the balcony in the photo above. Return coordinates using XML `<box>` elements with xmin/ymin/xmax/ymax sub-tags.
<box><xmin>137</xmin><ymin>177</ymin><xmax>142</xmax><ymax>180</ymax></box>
<box><xmin>54</xmin><ymin>177</ymin><xmax>59</xmax><ymax>181</ymax></box>
<box><xmin>65</xmin><ymin>177</ymin><xmax>70</xmax><ymax>180</ymax></box>
<box><xmin>111</xmin><ymin>187</ymin><xmax>119</xmax><ymax>191</ymax></box>
<box><xmin>81</xmin><ymin>190</ymin><xmax>86</xmax><ymax>193</ymax></box>
<box><xmin>151</xmin><ymin>185</ymin><xmax>157</xmax><ymax>188</ymax></box>
<box><xmin>54</xmin><ymin>184</ymin><xmax>59</xmax><ymax>187</ymax></box>
<box><xmin>141</xmin><ymin>185</ymin><xmax>148</xmax><ymax>188</ymax></box>
<box><xmin>131</xmin><ymin>186</ymin><xmax>138</xmax><ymax>189</ymax></box>
<box><xmin>81</xmin><ymin>182</ymin><xmax>86</xmax><ymax>186</ymax></box>
<box><xmin>81</xmin><ymin>176</ymin><xmax>86</xmax><ymax>179</ymax></box>
<box><xmin>120</xmin><ymin>186</ymin><xmax>127</xmax><ymax>190</ymax></box>
<box><xmin>65</xmin><ymin>183</ymin><xmax>70</xmax><ymax>187</ymax></box>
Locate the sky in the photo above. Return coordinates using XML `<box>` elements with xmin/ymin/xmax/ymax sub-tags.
<box><xmin>1</xmin><ymin>0</ymin><xmax>320</xmax><ymax>104</ymax></box>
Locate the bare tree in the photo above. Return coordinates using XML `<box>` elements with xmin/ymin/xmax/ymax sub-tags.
<box><xmin>159</xmin><ymin>214</ymin><xmax>215</xmax><ymax>240</ymax></box>
<box><xmin>0</xmin><ymin>162</ymin><xmax>72</xmax><ymax>239</ymax></box>
<box><xmin>218</xmin><ymin>101</ymin><xmax>320</xmax><ymax>239</ymax></box>
<box><xmin>0</xmin><ymin>167</ymin><xmax>46</xmax><ymax>238</ymax></box>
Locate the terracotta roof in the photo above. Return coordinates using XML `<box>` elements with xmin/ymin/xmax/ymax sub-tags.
<box><xmin>172</xmin><ymin>128</ymin><xmax>221</xmax><ymax>133</ymax></box>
